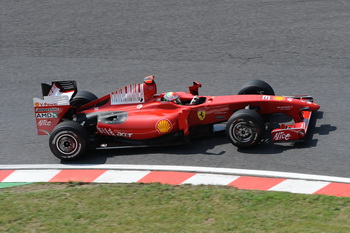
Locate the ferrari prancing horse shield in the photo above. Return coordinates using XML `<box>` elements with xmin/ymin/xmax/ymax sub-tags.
<box><xmin>197</xmin><ymin>110</ymin><xmax>206</xmax><ymax>121</ymax></box>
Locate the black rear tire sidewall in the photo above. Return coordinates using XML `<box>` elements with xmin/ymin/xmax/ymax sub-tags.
<box><xmin>238</xmin><ymin>79</ymin><xmax>275</xmax><ymax>95</ymax></box>
<box><xmin>49</xmin><ymin>122</ymin><xmax>88</xmax><ymax>161</ymax></box>
<box><xmin>70</xmin><ymin>91</ymin><xmax>98</xmax><ymax>107</ymax></box>
<box><xmin>226</xmin><ymin>110</ymin><xmax>265</xmax><ymax>149</ymax></box>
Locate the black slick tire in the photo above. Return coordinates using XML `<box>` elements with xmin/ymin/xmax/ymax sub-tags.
<box><xmin>70</xmin><ymin>91</ymin><xmax>98</xmax><ymax>107</ymax></box>
<box><xmin>238</xmin><ymin>80</ymin><xmax>275</xmax><ymax>95</ymax></box>
<box><xmin>49</xmin><ymin>121</ymin><xmax>88</xmax><ymax>161</ymax></box>
<box><xmin>226</xmin><ymin>109</ymin><xmax>265</xmax><ymax>149</ymax></box>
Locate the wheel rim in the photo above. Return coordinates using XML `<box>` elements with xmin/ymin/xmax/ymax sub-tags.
<box><xmin>56</xmin><ymin>134</ymin><xmax>79</xmax><ymax>155</ymax></box>
<box><xmin>232</xmin><ymin>121</ymin><xmax>255</xmax><ymax>143</ymax></box>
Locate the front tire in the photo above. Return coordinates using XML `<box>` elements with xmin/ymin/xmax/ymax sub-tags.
<box><xmin>49</xmin><ymin>121</ymin><xmax>88</xmax><ymax>161</ymax></box>
<box><xmin>226</xmin><ymin>109</ymin><xmax>265</xmax><ymax>149</ymax></box>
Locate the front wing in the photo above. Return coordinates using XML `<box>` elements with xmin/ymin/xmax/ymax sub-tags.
<box><xmin>271</xmin><ymin>110</ymin><xmax>313</xmax><ymax>142</ymax></box>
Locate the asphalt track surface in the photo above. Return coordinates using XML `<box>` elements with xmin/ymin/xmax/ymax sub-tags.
<box><xmin>1</xmin><ymin>0</ymin><xmax>349</xmax><ymax>177</ymax></box>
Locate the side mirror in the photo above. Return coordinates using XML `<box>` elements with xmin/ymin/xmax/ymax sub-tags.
<box><xmin>189</xmin><ymin>81</ymin><xmax>202</xmax><ymax>95</ymax></box>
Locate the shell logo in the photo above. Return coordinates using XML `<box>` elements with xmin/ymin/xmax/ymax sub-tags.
<box><xmin>156</xmin><ymin>119</ymin><xmax>173</xmax><ymax>134</ymax></box>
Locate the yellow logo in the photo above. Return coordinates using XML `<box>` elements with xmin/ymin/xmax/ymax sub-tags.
<box><xmin>156</xmin><ymin>119</ymin><xmax>173</xmax><ymax>133</ymax></box>
<box><xmin>274</xmin><ymin>96</ymin><xmax>284</xmax><ymax>101</ymax></box>
<box><xmin>197</xmin><ymin>110</ymin><xmax>206</xmax><ymax>121</ymax></box>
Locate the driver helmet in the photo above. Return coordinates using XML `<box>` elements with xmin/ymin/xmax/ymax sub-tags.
<box><xmin>163</xmin><ymin>92</ymin><xmax>181</xmax><ymax>104</ymax></box>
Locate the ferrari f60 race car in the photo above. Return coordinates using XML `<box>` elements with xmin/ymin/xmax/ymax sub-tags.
<box><xmin>33</xmin><ymin>76</ymin><xmax>320</xmax><ymax>161</ymax></box>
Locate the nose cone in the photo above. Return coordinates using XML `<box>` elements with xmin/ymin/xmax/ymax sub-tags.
<box><xmin>302</xmin><ymin>100</ymin><xmax>320</xmax><ymax>111</ymax></box>
<box><xmin>313</xmin><ymin>103</ymin><xmax>320</xmax><ymax>111</ymax></box>
<box><xmin>308</xmin><ymin>101</ymin><xmax>320</xmax><ymax>111</ymax></box>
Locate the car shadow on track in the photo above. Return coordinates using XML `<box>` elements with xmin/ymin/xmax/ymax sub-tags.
<box><xmin>240</xmin><ymin>111</ymin><xmax>337</xmax><ymax>154</ymax></box>
<box><xmin>61</xmin><ymin>134</ymin><xmax>231</xmax><ymax>165</ymax></box>
<box><xmin>61</xmin><ymin>111</ymin><xmax>336</xmax><ymax>164</ymax></box>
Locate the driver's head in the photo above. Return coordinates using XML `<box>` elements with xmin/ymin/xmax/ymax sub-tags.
<box><xmin>163</xmin><ymin>92</ymin><xmax>181</xmax><ymax>104</ymax></box>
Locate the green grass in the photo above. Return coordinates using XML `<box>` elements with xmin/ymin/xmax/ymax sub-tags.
<box><xmin>0</xmin><ymin>182</ymin><xmax>32</xmax><ymax>189</ymax></box>
<box><xmin>1</xmin><ymin>183</ymin><xmax>350</xmax><ymax>232</ymax></box>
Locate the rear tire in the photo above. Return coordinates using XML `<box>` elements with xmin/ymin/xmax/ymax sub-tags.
<box><xmin>238</xmin><ymin>80</ymin><xmax>275</xmax><ymax>95</ymax></box>
<box><xmin>70</xmin><ymin>91</ymin><xmax>98</xmax><ymax>107</ymax></box>
<box><xmin>226</xmin><ymin>109</ymin><xmax>265</xmax><ymax>149</ymax></box>
<box><xmin>49</xmin><ymin>121</ymin><xmax>88</xmax><ymax>161</ymax></box>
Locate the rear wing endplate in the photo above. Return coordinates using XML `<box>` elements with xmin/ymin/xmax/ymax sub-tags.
<box><xmin>33</xmin><ymin>80</ymin><xmax>77</xmax><ymax>135</ymax></box>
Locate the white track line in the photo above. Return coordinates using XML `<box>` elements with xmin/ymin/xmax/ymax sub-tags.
<box><xmin>182</xmin><ymin>174</ymin><xmax>240</xmax><ymax>185</ymax></box>
<box><xmin>269</xmin><ymin>180</ymin><xmax>331</xmax><ymax>194</ymax></box>
<box><xmin>93</xmin><ymin>170</ymin><xmax>150</xmax><ymax>183</ymax></box>
<box><xmin>2</xmin><ymin>169</ymin><xmax>61</xmax><ymax>182</ymax></box>
<box><xmin>1</xmin><ymin>164</ymin><xmax>350</xmax><ymax>184</ymax></box>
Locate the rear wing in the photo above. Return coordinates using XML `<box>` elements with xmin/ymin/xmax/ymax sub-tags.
<box><xmin>33</xmin><ymin>81</ymin><xmax>77</xmax><ymax>135</ymax></box>
<box><xmin>41</xmin><ymin>80</ymin><xmax>77</xmax><ymax>99</ymax></box>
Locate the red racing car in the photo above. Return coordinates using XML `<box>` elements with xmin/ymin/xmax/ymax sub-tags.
<box><xmin>33</xmin><ymin>76</ymin><xmax>320</xmax><ymax>160</ymax></box>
